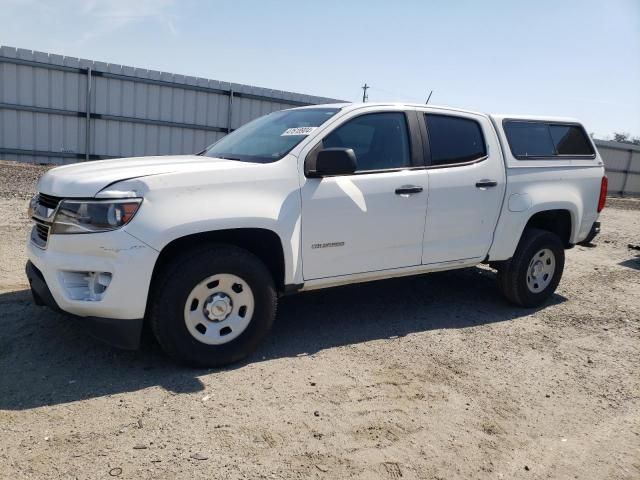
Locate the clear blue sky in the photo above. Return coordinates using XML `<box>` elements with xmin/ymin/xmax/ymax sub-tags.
<box><xmin>2</xmin><ymin>0</ymin><xmax>639</xmax><ymax>138</ymax></box>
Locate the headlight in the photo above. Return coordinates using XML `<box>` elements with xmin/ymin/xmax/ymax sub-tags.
<box><xmin>51</xmin><ymin>199</ymin><xmax>142</xmax><ymax>234</ymax></box>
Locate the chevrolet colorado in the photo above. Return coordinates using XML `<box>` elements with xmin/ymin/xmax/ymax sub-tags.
<box><xmin>26</xmin><ymin>103</ymin><xmax>607</xmax><ymax>366</ymax></box>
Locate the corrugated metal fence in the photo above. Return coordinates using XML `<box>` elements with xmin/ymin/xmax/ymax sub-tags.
<box><xmin>1</xmin><ymin>46</ymin><xmax>637</xmax><ymax>197</ymax></box>
<box><xmin>0</xmin><ymin>46</ymin><xmax>341</xmax><ymax>165</ymax></box>
<box><xmin>595</xmin><ymin>140</ymin><xmax>640</xmax><ymax>197</ymax></box>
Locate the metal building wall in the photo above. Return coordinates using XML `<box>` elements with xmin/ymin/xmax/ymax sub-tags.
<box><xmin>0</xmin><ymin>46</ymin><xmax>341</xmax><ymax>165</ymax></box>
<box><xmin>595</xmin><ymin>140</ymin><xmax>640</xmax><ymax>197</ymax></box>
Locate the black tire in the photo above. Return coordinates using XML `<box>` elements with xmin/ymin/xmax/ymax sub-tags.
<box><xmin>497</xmin><ymin>228</ymin><xmax>565</xmax><ymax>308</ymax></box>
<box><xmin>149</xmin><ymin>244</ymin><xmax>277</xmax><ymax>367</ymax></box>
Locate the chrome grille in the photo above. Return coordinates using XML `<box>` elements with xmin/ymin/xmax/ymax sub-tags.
<box><xmin>30</xmin><ymin>192</ymin><xmax>63</xmax><ymax>249</ymax></box>
<box><xmin>37</xmin><ymin>193</ymin><xmax>63</xmax><ymax>210</ymax></box>
<box><xmin>31</xmin><ymin>218</ymin><xmax>50</xmax><ymax>248</ymax></box>
<box><xmin>35</xmin><ymin>221</ymin><xmax>50</xmax><ymax>241</ymax></box>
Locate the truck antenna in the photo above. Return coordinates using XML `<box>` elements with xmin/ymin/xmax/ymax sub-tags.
<box><xmin>425</xmin><ymin>90</ymin><xmax>433</xmax><ymax>104</ymax></box>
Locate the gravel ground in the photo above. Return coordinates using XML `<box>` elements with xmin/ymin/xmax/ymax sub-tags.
<box><xmin>0</xmin><ymin>161</ymin><xmax>639</xmax><ymax>479</ymax></box>
<box><xmin>0</xmin><ymin>160</ymin><xmax>52</xmax><ymax>200</ymax></box>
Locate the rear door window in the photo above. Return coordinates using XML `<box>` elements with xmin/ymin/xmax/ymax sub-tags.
<box><xmin>425</xmin><ymin>114</ymin><xmax>487</xmax><ymax>165</ymax></box>
<box><xmin>504</xmin><ymin>121</ymin><xmax>594</xmax><ymax>159</ymax></box>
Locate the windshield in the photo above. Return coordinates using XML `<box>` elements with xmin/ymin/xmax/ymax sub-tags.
<box><xmin>203</xmin><ymin>108</ymin><xmax>339</xmax><ymax>163</ymax></box>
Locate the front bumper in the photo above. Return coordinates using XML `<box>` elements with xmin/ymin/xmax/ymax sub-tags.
<box><xmin>26</xmin><ymin>261</ymin><xmax>144</xmax><ymax>349</ymax></box>
<box><xmin>26</xmin><ymin>227</ymin><xmax>159</xmax><ymax>350</ymax></box>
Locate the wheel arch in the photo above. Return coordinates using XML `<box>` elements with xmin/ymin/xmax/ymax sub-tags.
<box><xmin>489</xmin><ymin>200</ymin><xmax>581</xmax><ymax>261</ymax></box>
<box><xmin>148</xmin><ymin>228</ymin><xmax>287</xmax><ymax>299</ymax></box>
<box><xmin>523</xmin><ymin>209</ymin><xmax>574</xmax><ymax>248</ymax></box>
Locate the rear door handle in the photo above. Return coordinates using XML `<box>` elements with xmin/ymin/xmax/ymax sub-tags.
<box><xmin>395</xmin><ymin>185</ymin><xmax>423</xmax><ymax>195</ymax></box>
<box><xmin>475</xmin><ymin>179</ymin><xmax>498</xmax><ymax>188</ymax></box>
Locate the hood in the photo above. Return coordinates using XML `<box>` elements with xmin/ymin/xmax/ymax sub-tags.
<box><xmin>37</xmin><ymin>155</ymin><xmax>250</xmax><ymax>197</ymax></box>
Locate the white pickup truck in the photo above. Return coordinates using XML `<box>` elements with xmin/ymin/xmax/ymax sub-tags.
<box><xmin>26</xmin><ymin>102</ymin><xmax>607</xmax><ymax>366</ymax></box>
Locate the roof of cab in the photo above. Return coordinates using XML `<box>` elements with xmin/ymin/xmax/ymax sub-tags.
<box><xmin>293</xmin><ymin>102</ymin><xmax>489</xmax><ymax>117</ymax></box>
<box><xmin>293</xmin><ymin>102</ymin><xmax>584</xmax><ymax>125</ymax></box>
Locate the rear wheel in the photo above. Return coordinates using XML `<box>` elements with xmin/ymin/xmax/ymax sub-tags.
<box><xmin>150</xmin><ymin>244</ymin><xmax>277</xmax><ymax>367</ymax></box>
<box><xmin>497</xmin><ymin>228</ymin><xmax>565</xmax><ymax>307</ymax></box>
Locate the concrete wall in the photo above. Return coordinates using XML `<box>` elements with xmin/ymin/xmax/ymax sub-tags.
<box><xmin>595</xmin><ymin>139</ymin><xmax>640</xmax><ymax>197</ymax></box>
<box><xmin>0</xmin><ymin>46</ymin><xmax>341</xmax><ymax>164</ymax></box>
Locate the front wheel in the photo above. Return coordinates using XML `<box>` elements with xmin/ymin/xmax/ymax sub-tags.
<box><xmin>497</xmin><ymin>228</ymin><xmax>565</xmax><ymax>307</ymax></box>
<box><xmin>149</xmin><ymin>244</ymin><xmax>277</xmax><ymax>367</ymax></box>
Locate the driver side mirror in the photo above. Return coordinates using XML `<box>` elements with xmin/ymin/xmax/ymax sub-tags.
<box><xmin>308</xmin><ymin>148</ymin><xmax>357</xmax><ymax>178</ymax></box>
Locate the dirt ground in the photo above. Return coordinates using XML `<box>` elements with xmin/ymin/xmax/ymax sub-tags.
<box><xmin>0</xmin><ymin>161</ymin><xmax>638</xmax><ymax>480</ymax></box>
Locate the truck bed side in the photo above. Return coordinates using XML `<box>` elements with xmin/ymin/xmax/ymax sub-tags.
<box><xmin>487</xmin><ymin>114</ymin><xmax>605</xmax><ymax>261</ymax></box>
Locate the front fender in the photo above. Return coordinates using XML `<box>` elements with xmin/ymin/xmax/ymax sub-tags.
<box><xmin>122</xmin><ymin>162</ymin><xmax>303</xmax><ymax>285</ymax></box>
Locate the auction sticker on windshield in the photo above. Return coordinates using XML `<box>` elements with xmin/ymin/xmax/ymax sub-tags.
<box><xmin>281</xmin><ymin>127</ymin><xmax>317</xmax><ymax>136</ymax></box>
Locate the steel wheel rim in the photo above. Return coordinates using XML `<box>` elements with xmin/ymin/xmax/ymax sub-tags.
<box><xmin>526</xmin><ymin>248</ymin><xmax>555</xmax><ymax>293</ymax></box>
<box><xmin>183</xmin><ymin>273</ymin><xmax>255</xmax><ymax>345</ymax></box>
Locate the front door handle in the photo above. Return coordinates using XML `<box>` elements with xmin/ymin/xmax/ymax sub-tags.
<box><xmin>475</xmin><ymin>179</ymin><xmax>498</xmax><ymax>188</ymax></box>
<box><xmin>395</xmin><ymin>185</ymin><xmax>423</xmax><ymax>195</ymax></box>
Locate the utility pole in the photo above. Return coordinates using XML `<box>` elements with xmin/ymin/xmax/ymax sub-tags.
<box><xmin>425</xmin><ymin>90</ymin><xmax>433</xmax><ymax>104</ymax></box>
<box><xmin>361</xmin><ymin>83</ymin><xmax>369</xmax><ymax>103</ymax></box>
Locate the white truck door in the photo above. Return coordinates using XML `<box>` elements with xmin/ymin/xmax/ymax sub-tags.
<box><xmin>300</xmin><ymin>111</ymin><xmax>428</xmax><ymax>280</ymax></box>
<box><xmin>419</xmin><ymin>112</ymin><xmax>506</xmax><ymax>264</ymax></box>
